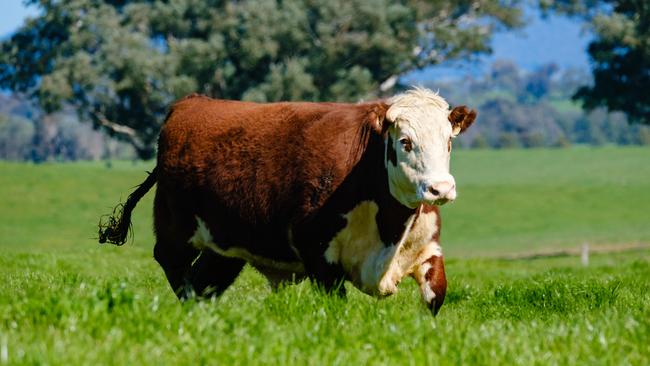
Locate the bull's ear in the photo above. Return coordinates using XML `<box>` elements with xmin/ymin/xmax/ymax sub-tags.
<box><xmin>367</xmin><ymin>102</ymin><xmax>390</xmax><ymax>134</ymax></box>
<box><xmin>449</xmin><ymin>106</ymin><xmax>477</xmax><ymax>136</ymax></box>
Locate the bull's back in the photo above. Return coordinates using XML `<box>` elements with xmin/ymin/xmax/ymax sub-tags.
<box><xmin>156</xmin><ymin>95</ymin><xmax>365</xmax><ymax>227</ymax></box>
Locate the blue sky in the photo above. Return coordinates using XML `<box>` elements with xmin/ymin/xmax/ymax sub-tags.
<box><xmin>490</xmin><ymin>12</ymin><xmax>590</xmax><ymax>70</ymax></box>
<box><xmin>1</xmin><ymin>0</ymin><xmax>591</xmax><ymax>78</ymax></box>
<box><xmin>0</xmin><ymin>1</ymin><xmax>39</xmax><ymax>36</ymax></box>
<box><xmin>405</xmin><ymin>9</ymin><xmax>592</xmax><ymax>81</ymax></box>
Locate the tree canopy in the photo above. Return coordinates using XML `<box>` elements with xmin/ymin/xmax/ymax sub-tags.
<box><xmin>0</xmin><ymin>0</ymin><xmax>522</xmax><ymax>158</ymax></box>
<box><xmin>543</xmin><ymin>0</ymin><xmax>650</xmax><ymax>125</ymax></box>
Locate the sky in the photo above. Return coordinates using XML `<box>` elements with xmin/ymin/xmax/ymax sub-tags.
<box><xmin>0</xmin><ymin>1</ymin><xmax>39</xmax><ymax>36</ymax></box>
<box><xmin>405</xmin><ymin>10</ymin><xmax>592</xmax><ymax>81</ymax></box>
<box><xmin>490</xmin><ymin>12</ymin><xmax>590</xmax><ymax>70</ymax></box>
<box><xmin>0</xmin><ymin>0</ymin><xmax>591</xmax><ymax>79</ymax></box>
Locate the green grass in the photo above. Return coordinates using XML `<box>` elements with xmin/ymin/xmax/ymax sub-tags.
<box><xmin>1</xmin><ymin>249</ymin><xmax>648</xmax><ymax>364</ymax></box>
<box><xmin>0</xmin><ymin>160</ymin><xmax>155</xmax><ymax>251</ymax></box>
<box><xmin>445</xmin><ymin>146</ymin><xmax>650</xmax><ymax>256</ymax></box>
<box><xmin>1</xmin><ymin>147</ymin><xmax>649</xmax><ymax>365</ymax></box>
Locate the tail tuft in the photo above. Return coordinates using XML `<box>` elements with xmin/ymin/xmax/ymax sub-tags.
<box><xmin>98</xmin><ymin>203</ymin><xmax>133</xmax><ymax>245</ymax></box>
<box><xmin>98</xmin><ymin>167</ymin><xmax>158</xmax><ymax>246</ymax></box>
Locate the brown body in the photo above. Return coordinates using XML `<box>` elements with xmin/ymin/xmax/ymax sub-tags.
<box><xmin>98</xmin><ymin>92</ymin><xmax>475</xmax><ymax>315</ymax></box>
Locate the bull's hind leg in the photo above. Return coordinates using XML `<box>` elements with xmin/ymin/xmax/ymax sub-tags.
<box><xmin>154</xmin><ymin>187</ymin><xmax>245</xmax><ymax>299</ymax></box>
<box><xmin>153</xmin><ymin>238</ymin><xmax>198</xmax><ymax>299</ymax></box>
<box><xmin>153</xmin><ymin>187</ymin><xmax>201</xmax><ymax>299</ymax></box>
<box><xmin>154</xmin><ymin>238</ymin><xmax>245</xmax><ymax>299</ymax></box>
<box><xmin>187</xmin><ymin>250</ymin><xmax>245</xmax><ymax>298</ymax></box>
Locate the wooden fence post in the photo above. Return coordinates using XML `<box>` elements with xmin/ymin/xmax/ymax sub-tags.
<box><xmin>581</xmin><ymin>242</ymin><xmax>589</xmax><ymax>267</ymax></box>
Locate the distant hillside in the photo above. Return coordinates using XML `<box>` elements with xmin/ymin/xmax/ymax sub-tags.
<box><xmin>427</xmin><ymin>61</ymin><xmax>650</xmax><ymax>148</ymax></box>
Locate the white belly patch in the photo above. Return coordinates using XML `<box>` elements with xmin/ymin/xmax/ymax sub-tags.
<box><xmin>324</xmin><ymin>201</ymin><xmax>441</xmax><ymax>296</ymax></box>
<box><xmin>189</xmin><ymin>217</ymin><xmax>305</xmax><ymax>273</ymax></box>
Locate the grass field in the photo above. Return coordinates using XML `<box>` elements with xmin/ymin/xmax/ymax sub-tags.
<box><xmin>1</xmin><ymin>147</ymin><xmax>649</xmax><ymax>364</ymax></box>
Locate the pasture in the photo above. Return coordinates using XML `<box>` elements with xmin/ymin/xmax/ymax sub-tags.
<box><xmin>1</xmin><ymin>147</ymin><xmax>649</xmax><ymax>365</ymax></box>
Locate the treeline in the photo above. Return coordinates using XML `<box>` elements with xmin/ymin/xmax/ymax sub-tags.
<box><xmin>434</xmin><ymin>61</ymin><xmax>650</xmax><ymax>149</ymax></box>
<box><xmin>0</xmin><ymin>94</ymin><xmax>134</xmax><ymax>162</ymax></box>
<box><xmin>2</xmin><ymin>60</ymin><xmax>649</xmax><ymax>162</ymax></box>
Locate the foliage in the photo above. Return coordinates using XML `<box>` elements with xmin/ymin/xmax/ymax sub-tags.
<box><xmin>0</xmin><ymin>0</ymin><xmax>523</xmax><ymax>158</ymax></box>
<box><xmin>542</xmin><ymin>0</ymin><xmax>650</xmax><ymax>125</ymax></box>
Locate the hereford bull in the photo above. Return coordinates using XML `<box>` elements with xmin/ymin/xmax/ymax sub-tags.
<box><xmin>98</xmin><ymin>87</ymin><xmax>476</xmax><ymax>315</ymax></box>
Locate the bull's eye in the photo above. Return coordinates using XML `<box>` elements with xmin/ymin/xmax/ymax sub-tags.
<box><xmin>447</xmin><ymin>138</ymin><xmax>452</xmax><ymax>152</ymax></box>
<box><xmin>399</xmin><ymin>137</ymin><xmax>413</xmax><ymax>152</ymax></box>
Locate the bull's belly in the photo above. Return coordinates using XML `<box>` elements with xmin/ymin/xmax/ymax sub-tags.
<box><xmin>324</xmin><ymin>200</ymin><xmax>441</xmax><ymax>295</ymax></box>
<box><xmin>188</xmin><ymin>216</ymin><xmax>305</xmax><ymax>274</ymax></box>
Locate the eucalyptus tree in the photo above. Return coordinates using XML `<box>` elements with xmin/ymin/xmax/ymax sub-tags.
<box><xmin>1</xmin><ymin>0</ymin><xmax>523</xmax><ymax>158</ymax></box>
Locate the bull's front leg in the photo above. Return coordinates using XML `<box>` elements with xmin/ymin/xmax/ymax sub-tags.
<box><xmin>413</xmin><ymin>250</ymin><xmax>447</xmax><ymax>315</ymax></box>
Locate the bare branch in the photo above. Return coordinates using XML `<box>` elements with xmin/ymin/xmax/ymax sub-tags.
<box><xmin>380</xmin><ymin>75</ymin><xmax>400</xmax><ymax>93</ymax></box>
<box><xmin>95</xmin><ymin>114</ymin><xmax>137</xmax><ymax>136</ymax></box>
<box><xmin>91</xmin><ymin>111</ymin><xmax>145</xmax><ymax>150</ymax></box>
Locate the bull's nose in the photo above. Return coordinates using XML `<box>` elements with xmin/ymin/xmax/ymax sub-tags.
<box><xmin>428</xmin><ymin>181</ymin><xmax>456</xmax><ymax>201</ymax></box>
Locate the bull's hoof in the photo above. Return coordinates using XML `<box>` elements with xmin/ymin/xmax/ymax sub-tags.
<box><xmin>428</xmin><ymin>295</ymin><xmax>445</xmax><ymax>316</ymax></box>
<box><xmin>175</xmin><ymin>279</ymin><xmax>197</xmax><ymax>301</ymax></box>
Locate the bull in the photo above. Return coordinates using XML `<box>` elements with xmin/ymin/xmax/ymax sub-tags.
<box><xmin>99</xmin><ymin>87</ymin><xmax>476</xmax><ymax>315</ymax></box>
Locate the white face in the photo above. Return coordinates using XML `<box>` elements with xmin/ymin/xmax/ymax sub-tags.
<box><xmin>384</xmin><ymin>89</ymin><xmax>459</xmax><ymax>208</ymax></box>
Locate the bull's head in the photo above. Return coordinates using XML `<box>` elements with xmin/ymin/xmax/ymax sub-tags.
<box><xmin>376</xmin><ymin>88</ymin><xmax>476</xmax><ymax>208</ymax></box>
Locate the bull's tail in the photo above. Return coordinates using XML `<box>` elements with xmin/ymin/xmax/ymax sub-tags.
<box><xmin>98</xmin><ymin>166</ymin><xmax>158</xmax><ymax>246</ymax></box>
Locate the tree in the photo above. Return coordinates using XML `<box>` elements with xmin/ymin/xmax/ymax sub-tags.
<box><xmin>553</xmin><ymin>132</ymin><xmax>572</xmax><ymax>147</ymax></box>
<box><xmin>489</xmin><ymin>60</ymin><xmax>522</xmax><ymax>93</ymax></box>
<box><xmin>637</xmin><ymin>126</ymin><xmax>650</xmax><ymax>145</ymax></box>
<box><xmin>542</xmin><ymin>0</ymin><xmax>650</xmax><ymax>125</ymax></box>
<box><xmin>0</xmin><ymin>0</ymin><xmax>523</xmax><ymax>158</ymax></box>
<box><xmin>521</xmin><ymin>63</ymin><xmax>558</xmax><ymax>102</ymax></box>
<box><xmin>0</xmin><ymin>114</ymin><xmax>34</xmax><ymax>160</ymax></box>
<box><xmin>470</xmin><ymin>134</ymin><xmax>490</xmax><ymax>149</ymax></box>
<box><xmin>521</xmin><ymin>131</ymin><xmax>546</xmax><ymax>147</ymax></box>
<box><xmin>496</xmin><ymin>132</ymin><xmax>520</xmax><ymax>148</ymax></box>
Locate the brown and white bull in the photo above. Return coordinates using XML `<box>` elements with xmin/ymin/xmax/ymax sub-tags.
<box><xmin>99</xmin><ymin>87</ymin><xmax>476</xmax><ymax>315</ymax></box>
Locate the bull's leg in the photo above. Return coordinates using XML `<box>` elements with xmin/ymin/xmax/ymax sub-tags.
<box><xmin>314</xmin><ymin>275</ymin><xmax>347</xmax><ymax>297</ymax></box>
<box><xmin>413</xmin><ymin>253</ymin><xmax>447</xmax><ymax>315</ymax></box>
<box><xmin>251</xmin><ymin>265</ymin><xmax>307</xmax><ymax>291</ymax></box>
<box><xmin>300</xmin><ymin>249</ymin><xmax>347</xmax><ymax>297</ymax></box>
<box><xmin>187</xmin><ymin>250</ymin><xmax>245</xmax><ymax>298</ymax></box>
<box><xmin>153</xmin><ymin>238</ymin><xmax>199</xmax><ymax>300</ymax></box>
<box><xmin>153</xmin><ymin>187</ymin><xmax>202</xmax><ymax>300</ymax></box>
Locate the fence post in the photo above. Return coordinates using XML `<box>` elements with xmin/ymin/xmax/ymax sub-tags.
<box><xmin>581</xmin><ymin>242</ymin><xmax>589</xmax><ymax>267</ymax></box>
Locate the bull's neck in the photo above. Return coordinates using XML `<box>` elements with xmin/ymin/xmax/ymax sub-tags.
<box><xmin>363</xmin><ymin>132</ymin><xmax>418</xmax><ymax>245</ymax></box>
